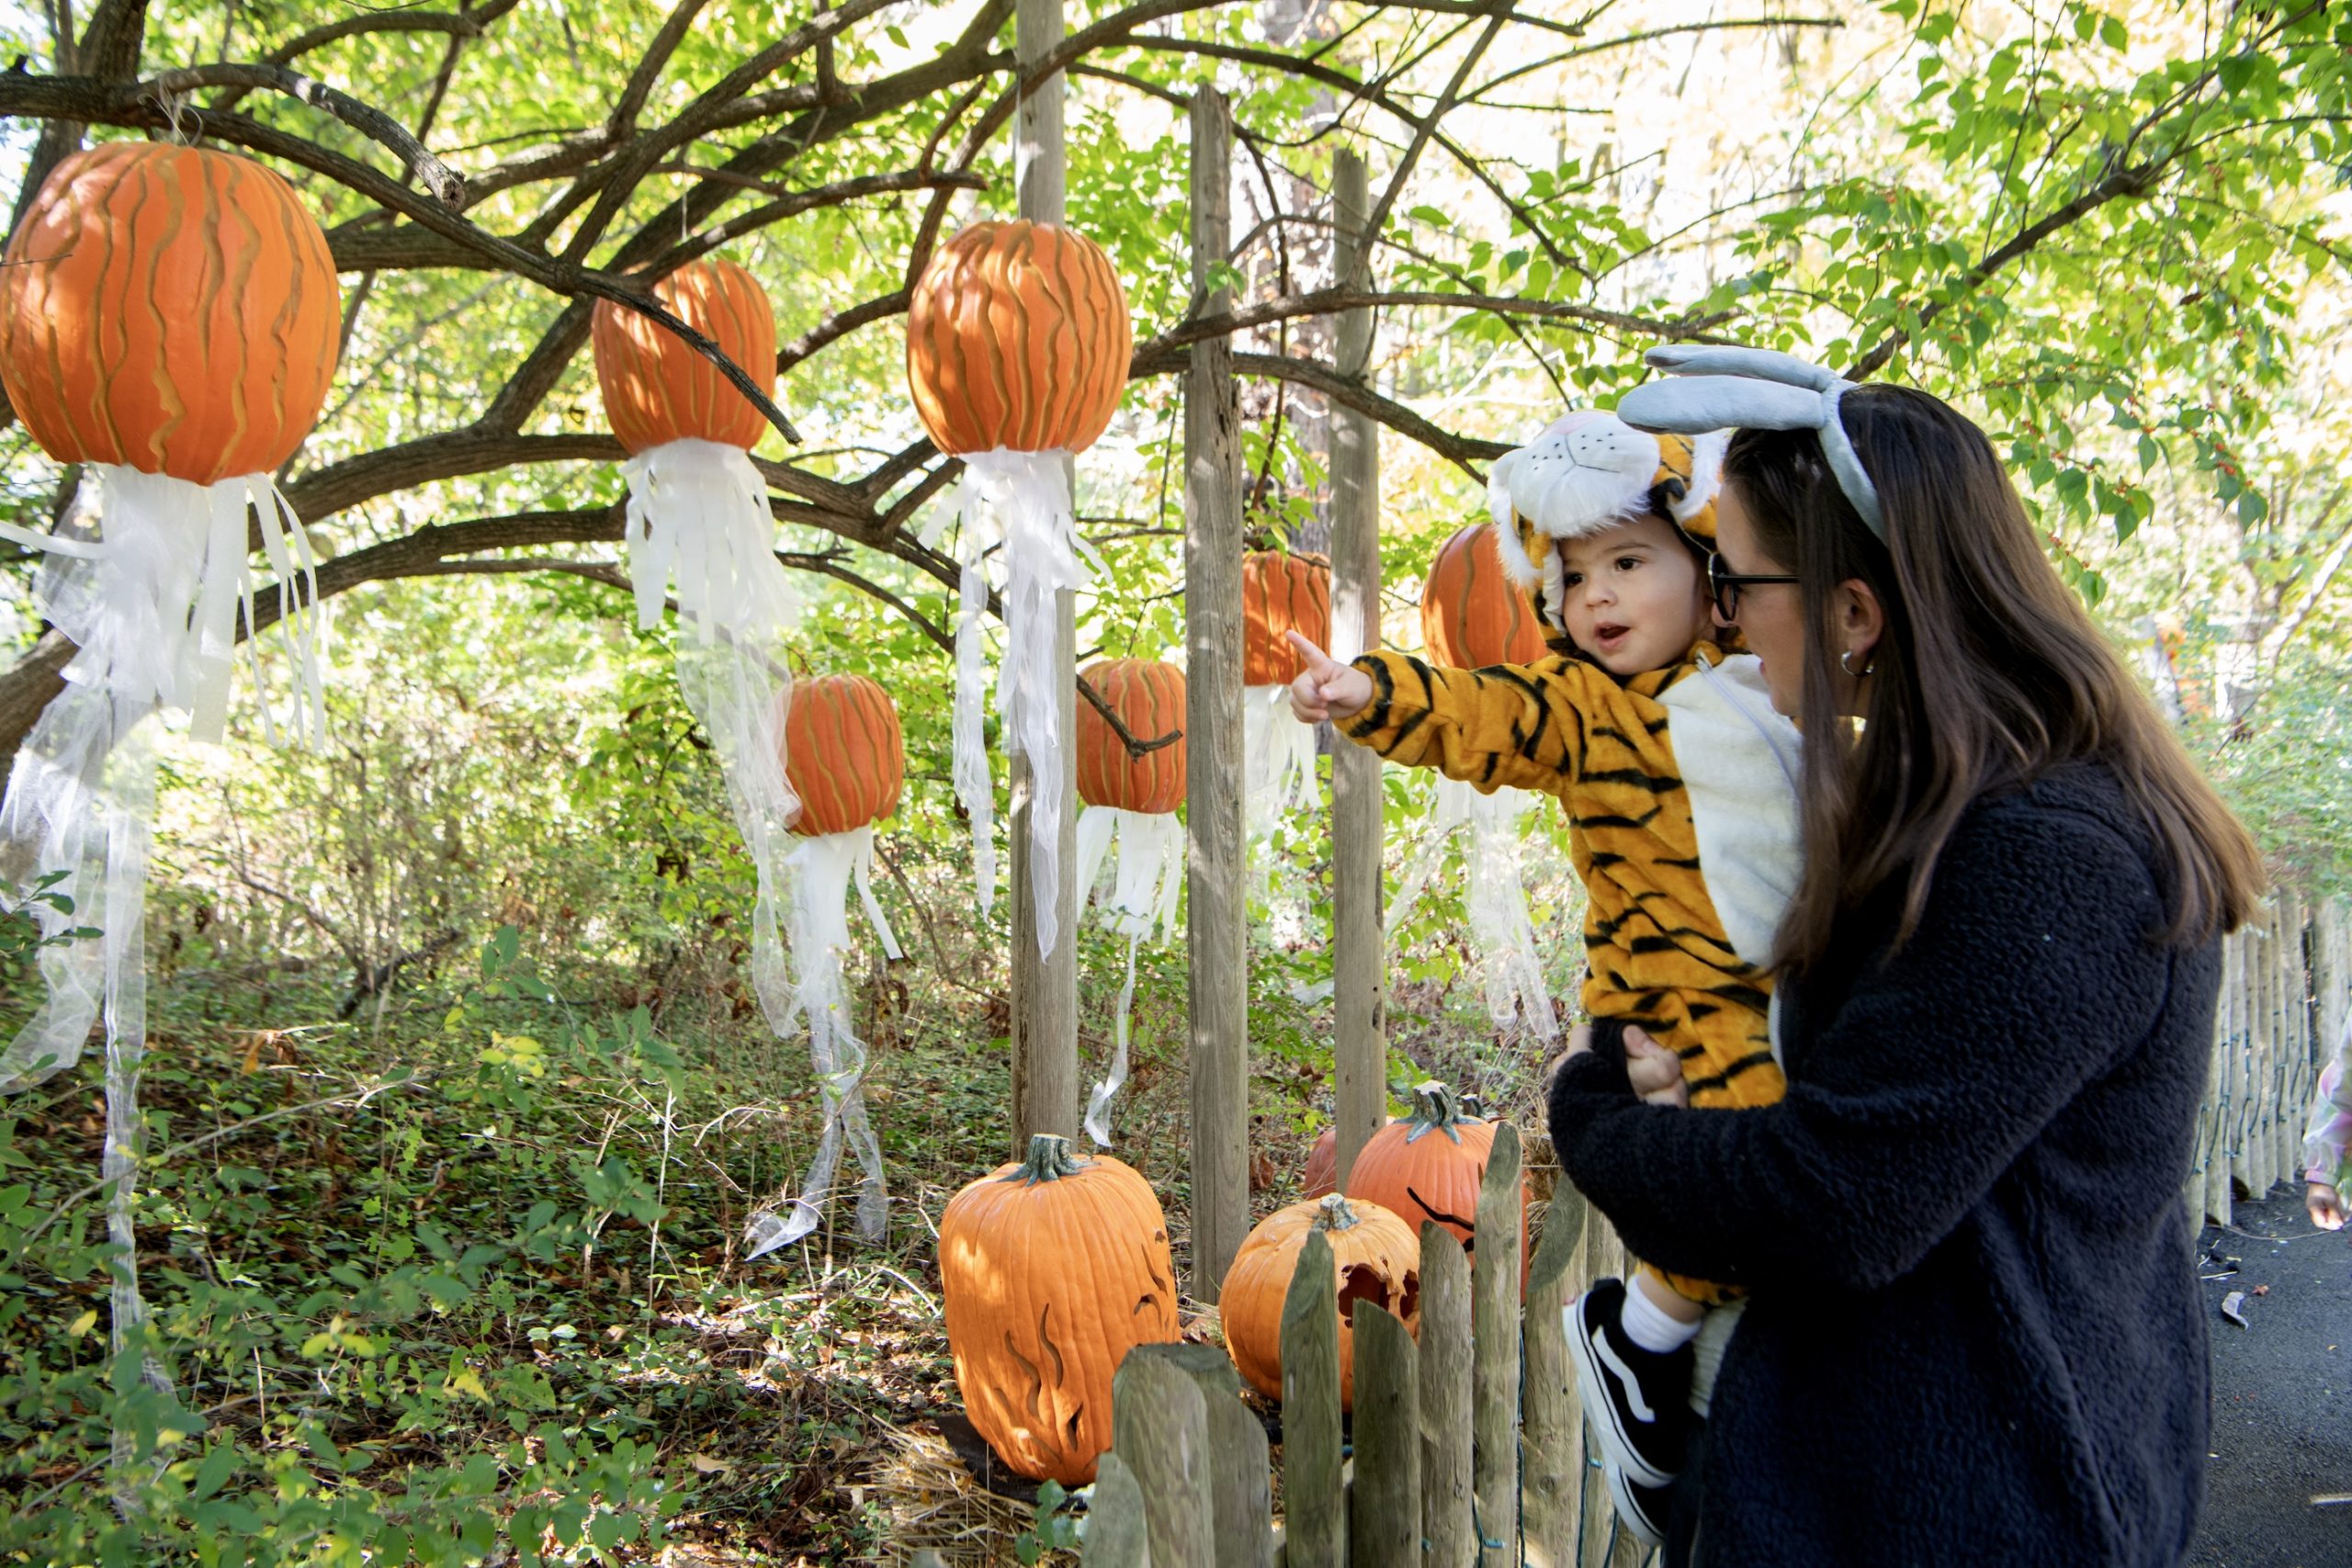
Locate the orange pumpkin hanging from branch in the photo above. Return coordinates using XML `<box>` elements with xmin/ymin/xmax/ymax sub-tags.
<box><xmin>941</xmin><ymin>1134</ymin><xmax>1180</xmax><ymax>1483</ymax></box>
<box><xmin>1345</xmin><ymin>1080</ymin><xmax>1530</xmax><ymax>1293</ymax></box>
<box><xmin>0</xmin><ymin>141</ymin><xmax>343</xmax><ymax>1455</ymax></box>
<box><xmin>742</xmin><ymin>674</ymin><xmax>908</xmax><ymax>1258</ymax></box>
<box><xmin>1221</xmin><ymin>1193</ymin><xmax>1420</xmax><ymax>1410</ymax></box>
<box><xmin>907</xmin><ymin>220</ymin><xmax>1132</xmax><ymax>962</ymax></box>
<box><xmin>1071</xmin><ymin>657</ymin><xmax>1185</xmax><ymax>1144</ymax></box>
<box><xmin>1385</xmin><ymin>520</ymin><xmax>1563</xmax><ymax>1040</ymax></box>
<box><xmin>1239</xmin><ymin>551</ymin><xmax>1330</xmax><ymax>850</ymax></box>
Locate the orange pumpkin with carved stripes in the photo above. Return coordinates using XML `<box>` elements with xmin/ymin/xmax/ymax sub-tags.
<box><xmin>941</xmin><ymin>1134</ymin><xmax>1179</xmax><ymax>1483</ymax></box>
<box><xmin>0</xmin><ymin>142</ymin><xmax>341</xmax><ymax>482</ymax></box>
<box><xmin>781</xmin><ymin>674</ymin><xmax>903</xmax><ymax>837</ymax></box>
<box><xmin>1241</xmin><ymin>551</ymin><xmax>1331</xmax><ymax>686</ymax></box>
<box><xmin>906</xmin><ymin>220</ymin><xmax>1130</xmax><ymax>456</ymax></box>
<box><xmin>592</xmin><ymin>258</ymin><xmax>776</xmax><ymax>455</ymax></box>
<box><xmin>1076</xmin><ymin>658</ymin><xmax>1185</xmax><ymax>814</ymax></box>
<box><xmin>1422</xmin><ymin>524</ymin><xmax>1550</xmax><ymax>668</ymax></box>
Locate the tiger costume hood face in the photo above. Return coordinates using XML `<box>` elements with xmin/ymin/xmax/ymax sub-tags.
<box><xmin>1485</xmin><ymin>410</ymin><xmax>1730</xmax><ymax>637</ymax></box>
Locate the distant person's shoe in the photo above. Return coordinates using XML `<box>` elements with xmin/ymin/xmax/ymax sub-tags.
<box><xmin>1604</xmin><ymin>1458</ymin><xmax>1672</xmax><ymax>1550</ymax></box>
<box><xmin>1567</xmin><ymin>1277</ymin><xmax>1694</xmax><ymax>1488</ymax></box>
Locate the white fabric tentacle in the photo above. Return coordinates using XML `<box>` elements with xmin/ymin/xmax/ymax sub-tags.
<box><xmin>1385</xmin><ymin>778</ymin><xmax>1559</xmax><ymax>1041</ymax></box>
<box><xmin>964</xmin><ymin>449</ymin><xmax>1094</xmax><ymax>960</ymax></box>
<box><xmin>1243</xmin><ymin>682</ymin><xmax>1319</xmax><ymax>860</ymax></box>
<box><xmin>1077</xmin><ymin>806</ymin><xmax>1185</xmax><ymax>1145</ymax></box>
<box><xmin>948</xmin><ymin>488</ymin><xmax>1001</xmax><ymax>920</ymax></box>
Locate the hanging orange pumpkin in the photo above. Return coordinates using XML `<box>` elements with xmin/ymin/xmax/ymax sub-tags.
<box><xmin>1</xmin><ymin>141</ymin><xmax>340</xmax><ymax>482</ymax></box>
<box><xmin>941</xmin><ymin>1134</ymin><xmax>1180</xmax><ymax>1483</ymax></box>
<box><xmin>783</xmin><ymin>674</ymin><xmax>904</xmax><ymax>837</ymax></box>
<box><xmin>1422</xmin><ymin>524</ymin><xmax>1550</xmax><ymax>668</ymax></box>
<box><xmin>591</xmin><ymin>257</ymin><xmax>778</xmax><ymax>455</ymax></box>
<box><xmin>1241</xmin><ymin>551</ymin><xmax>1331</xmax><ymax>687</ymax></box>
<box><xmin>906</xmin><ymin>220</ymin><xmax>1131</xmax><ymax>457</ymax></box>
<box><xmin>1221</xmin><ymin>1193</ymin><xmax>1420</xmax><ymax>1410</ymax></box>
<box><xmin>909</xmin><ymin>220</ymin><xmax>1133</xmax><ymax>962</ymax></box>
<box><xmin>1076</xmin><ymin>658</ymin><xmax>1186</xmax><ymax>815</ymax></box>
<box><xmin>1346</xmin><ymin>1080</ymin><xmax>1529</xmax><ymax>1292</ymax></box>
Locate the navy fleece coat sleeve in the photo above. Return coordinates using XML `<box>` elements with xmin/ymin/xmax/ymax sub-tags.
<box><xmin>1549</xmin><ymin>793</ymin><xmax>2181</xmax><ymax>1293</ymax></box>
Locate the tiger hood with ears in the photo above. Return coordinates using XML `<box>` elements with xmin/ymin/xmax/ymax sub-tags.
<box><xmin>1485</xmin><ymin>410</ymin><xmax>1730</xmax><ymax>637</ymax></box>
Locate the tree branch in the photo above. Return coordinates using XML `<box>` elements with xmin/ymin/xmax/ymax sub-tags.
<box><xmin>147</xmin><ymin>63</ymin><xmax>468</xmax><ymax>203</ymax></box>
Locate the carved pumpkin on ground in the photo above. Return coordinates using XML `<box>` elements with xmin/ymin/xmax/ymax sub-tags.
<box><xmin>1221</xmin><ymin>1193</ymin><xmax>1420</xmax><ymax>1410</ymax></box>
<box><xmin>1072</xmin><ymin>658</ymin><xmax>1186</xmax><ymax>1144</ymax></box>
<box><xmin>908</xmin><ymin>220</ymin><xmax>1132</xmax><ymax>960</ymax></box>
<box><xmin>941</xmin><ymin>1134</ymin><xmax>1180</xmax><ymax>1483</ymax></box>
<box><xmin>1345</xmin><ymin>1081</ymin><xmax>1529</xmax><ymax>1293</ymax></box>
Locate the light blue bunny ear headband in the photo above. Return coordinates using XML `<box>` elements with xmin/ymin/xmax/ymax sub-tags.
<box><xmin>1614</xmin><ymin>345</ymin><xmax>1886</xmax><ymax>541</ymax></box>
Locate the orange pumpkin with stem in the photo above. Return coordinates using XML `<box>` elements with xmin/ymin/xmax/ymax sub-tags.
<box><xmin>1345</xmin><ymin>1080</ymin><xmax>1530</xmax><ymax>1293</ymax></box>
<box><xmin>1220</xmin><ymin>1193</ymin><xmax>1420</xmax><ymax>1410</ymax></box>
<box><xmin>940</xmin><ymin>1134</ymin><xmax>1180</xmax><ymax>1483</ymax></box>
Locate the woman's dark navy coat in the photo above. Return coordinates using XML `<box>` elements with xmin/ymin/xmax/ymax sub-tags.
<box><xmin>1548</xmin><ymin>762</ymin><xmax>2221</xmax><ymax>1566</ymax></box>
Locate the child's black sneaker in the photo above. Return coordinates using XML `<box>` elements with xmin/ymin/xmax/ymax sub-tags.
<box><xmin>1566</xmin><ymin>1277</ymin><xmax>1693</xmax><ymax>1488</ymax></box>
<box><xmin>1604</xmin><ymin>1458</ymin><xmax>1672</xmax><ymax>1550</ymax></box>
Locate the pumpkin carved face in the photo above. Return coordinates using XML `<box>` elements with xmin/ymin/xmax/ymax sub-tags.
<box><xmin>939</xmin><ymin>1134</ymin><xmax>1180</xmax><ymax>1483</ymax></box>
<box><xmin>780</xmin><ymin>674</ymin><xmax>904</xmax><ymax>838</ymax></box>
<box><xmin>1345</xmin><ymin>1080</ymin><xmax>1528</xmax><ymax>1293</ymax></box>
<box><xmin>0</xmin><ymin>142</ymin><xmax>341</xmax><ymax>484</ymax></box>
<box><xmin>1075</xmin><ymin>658</ymin><xmax>1186</xmax><ymax>815</ymax></box>
<box><xmin>1241</xmin><ymin>552</ymin><xmax>1332</xmax><ymax>687</ymax></box>
<box><xmin>1422</xmin><ymin>524</ymin><xmax>1550</xmax><ymax>669</ymax></box>
<box><xmin>1220</xmin><ymin>1193</ymin><xmax>1419</xmax><ymax>1410</ymax></box>
<box><xmin>906</xmin><ymin>220</ymin><xmax>1131</xmax><ymax>457</ymax></box>
<box><xmin>591</xmin><ymin>257</ymin><xmax>778</xmax><ymax>455</ymax></box>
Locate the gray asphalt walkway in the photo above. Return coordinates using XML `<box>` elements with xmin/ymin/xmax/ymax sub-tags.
<box><xmin>2192</xmin><ymin>1185</ymin><xmax>2352</xmax><ymax>1568</ymax></box>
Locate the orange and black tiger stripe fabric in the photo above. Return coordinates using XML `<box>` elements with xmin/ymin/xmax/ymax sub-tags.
<box><xmin>1346</xmin><ymin>641</ymin><xmax>1787</xmax><ymax>1116</ymax></box>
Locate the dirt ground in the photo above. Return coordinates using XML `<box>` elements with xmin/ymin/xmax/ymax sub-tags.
<box><xmin>2191</xmin><ymin>1185</ymin><xmax>2352</xmax><ymax>1568</ymax></box>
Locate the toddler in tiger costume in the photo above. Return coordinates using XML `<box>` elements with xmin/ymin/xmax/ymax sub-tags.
<box><xmin>1286</xmin><ymin>408</ymin><xmax>1803</xmax><ymax>1538</ymax></box>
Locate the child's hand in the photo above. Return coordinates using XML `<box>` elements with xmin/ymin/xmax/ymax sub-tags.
<box><xmin>1623</xmin><ymin>1026</ymin><xmax>1689</xmax><ymax>1109</ymax></box>
<box><xmin>2309</xmin><ymin>1181</ymin><xmax>2346</xmax><ymax>1232</ymax></box>
<box><xmin>1285</xmin><ymin>632</ymin><xmax>1374</xmax><ymax>723</ymax></box>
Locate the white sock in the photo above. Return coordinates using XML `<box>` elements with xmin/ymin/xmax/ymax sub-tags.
<box><xmin>1620</xmin><ymin>1279</ymin><xmax>1702</xmax><ymax>1354</ymax></box>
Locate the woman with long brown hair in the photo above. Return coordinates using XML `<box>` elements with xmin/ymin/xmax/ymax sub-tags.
<box><xmin>1545</xmin><ymin>347</ymin><xmax>2265</xmax><ymax>1565</ymax></box>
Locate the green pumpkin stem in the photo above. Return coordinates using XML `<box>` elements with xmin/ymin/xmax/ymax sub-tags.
<box><xmin>1310</xmin><ymin>1192</ymin><xmax>1364</xmax><ymax>1232</ymax></box>
<box><xmin>1006</xmin><ymin>1133</ymin><xmax>1087</xmax><ymax>1185</ymax></box>
<box><xmin>1403</xmin><ymin>1078</ymin><xmax>1467</xmax><ymax>1145</ymax></box>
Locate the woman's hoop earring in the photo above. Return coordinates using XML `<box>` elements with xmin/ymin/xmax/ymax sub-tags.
<box><xmin>1840</xmin><ymin>649</ymin><xmax>1875</xmax><ymax>678</ymax></box>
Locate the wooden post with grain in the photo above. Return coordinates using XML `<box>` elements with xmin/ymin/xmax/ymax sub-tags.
<box><xmin>1328</xmin><ymin>145</ymin><xmax>1386</xmax><ymax>1192</ymax></box>
<box><xmin>1006</xmin><ymin>0</ymin><xmax>1080</xmax><ymax>1154</ymax></box>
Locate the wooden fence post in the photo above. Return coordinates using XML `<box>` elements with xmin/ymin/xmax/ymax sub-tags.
<box><xmin>1418</xmin><ymin>1224</ymin><xmax>1476</xmax><ymax>1563</ymax></box>
<box><xmin>1111</xmin><ymin>1348</ymin><xmax>1219</xmax><ymax>1568</ymax></box>
<box><xmin>1328</xmin><ymin>146</ymin><xmax>1386</xmax><ymax>1190</ymax></box>
<box><xmin>1472</xmin><ymin>1122</ymin><xmax>1523</xmax><ymax>1564</ymax></box>
<box><xmin>1281</xmin><ymin>1228</ymin><xmax>1345</xmax><ymax>1564</ymax></box>
<box><xmin>1081</xmin><ymin>1453</ymin><xmax>1149</xmax><ymax>1568</ymax></box>
<box><xmin>1007</xmin><ymin>0</ymin><xmax>1079</xmax><ymax>1154</ymax></box>
<box><xmin>1522</xmin><ymin>1183</ymin><xmax>1589</xmax><ymax>1565</ymax></box>
<box><xmin>1185</xmin><ymin>84</ymin><xmax>1249</xmax><ymax>1303</ymax></box>
<box><xmin>1350</xmin><ymin>1303</ymin><xmax>1420</xmax><ymax>1567</ymax></box>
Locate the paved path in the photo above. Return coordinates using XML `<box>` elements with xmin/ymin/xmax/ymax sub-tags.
<box><xmin>2193</xmin><ymin>1186</ymin><xmax>2352</xmax><ymax>1568</ymax></box>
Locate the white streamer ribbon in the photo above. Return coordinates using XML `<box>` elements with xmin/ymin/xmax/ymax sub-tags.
<box><xmin>1074</xmin><ymin>805</ymin><xmax>1183</xmax><ymax>1145</ymax></box>
<box><xmin>743</xmin><ymin>824</ymin><xmax>903</xmax><ymax>1258</ymax></box>
<box><xmin>947</xmin><ymin>449</ymin><xmax>1101</xmax><ymax>960</ymax></box>
<box><xmin>1388</xmin><ymin>778</ymin><xmax>1560</xmax><ymax>1041</ymax></box>
<box><xmin>1242</xmin><ymin>682</ymin><xmax>1319</xmax><ymax>891</ymax></box>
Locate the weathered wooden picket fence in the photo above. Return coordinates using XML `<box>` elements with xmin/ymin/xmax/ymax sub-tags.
<box><xmin>1070</xmin><ymin>1122</ymin><xmax>1655</xmax><ymax>1567</ymax></box>
<box><xmin>2188</xmin><ymin>894</ymin><xmax>2350</xmax><ymax>1224</ymax></box>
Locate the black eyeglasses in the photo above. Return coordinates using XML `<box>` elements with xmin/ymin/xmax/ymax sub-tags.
<box><xmin>1707</xmin><ymin>552</ymin><xmax>1799</xmax><ymax>621</ymax></box>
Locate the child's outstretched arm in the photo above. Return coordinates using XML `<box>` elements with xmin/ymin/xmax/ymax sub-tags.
<box><xmin>1284</xmin><ymin>631</ymin><xmax>1592</xmax><ymax>795</ymax></box>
